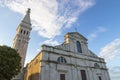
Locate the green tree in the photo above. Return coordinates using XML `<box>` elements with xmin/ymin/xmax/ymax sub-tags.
<box><xmin>0</xmin><ymin>45</ymin><xmax>21</xmax><ymax>80</ymax></box>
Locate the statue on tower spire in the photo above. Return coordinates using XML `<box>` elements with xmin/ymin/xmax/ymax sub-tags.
<box><xmin>27</xmin><ymin>8</ymin><xmax>31</xmax><ymax>13</ymax></box>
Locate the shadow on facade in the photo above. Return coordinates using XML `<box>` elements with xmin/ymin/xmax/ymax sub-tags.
<box><xmin>28</xmin><ymin>73</ymin><xmax>39</xmax><ymax>80</ymax></box>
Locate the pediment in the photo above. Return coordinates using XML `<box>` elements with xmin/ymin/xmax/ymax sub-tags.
<box><xmin>66</xmin><ymin>32</ymin><xmax>88</xmax><ymax>41</ymax></box>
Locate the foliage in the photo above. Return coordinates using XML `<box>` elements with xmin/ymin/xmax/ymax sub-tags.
<box><xmin>0</xmin><ymin>45</ymin><xmax>21</xmax><ymax>80</ymax></box>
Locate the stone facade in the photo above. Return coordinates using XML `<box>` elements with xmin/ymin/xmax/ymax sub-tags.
<box><xmin>25</xmin><ymin>32</ymin><xmax>110</xmax><ymax>80</ymax></box>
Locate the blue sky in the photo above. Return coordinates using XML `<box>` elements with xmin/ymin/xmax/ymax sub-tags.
<box><xmin>0</xmin><ymin>0</ymin><xmax>120</xmax><ymax>80</ymax></box>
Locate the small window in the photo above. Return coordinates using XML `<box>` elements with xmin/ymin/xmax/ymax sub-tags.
<box><xmin>21</xmin><ymin>29</ymin><xmax>23</xmax><ymax>34</ymax></box>
<box><xmin>18</xmin><ymin>40</ymin><xmax>21</xmax><ymax>42</ymax></box>
<box><xmin>76</xmin><ymin>41</ymin><xmax>82</xmax><ymax>53</ymax></box>
<box><xmin>98</xmin><ymin>76</ymin><xmax>102</xmax><ymax>80</ymax></box>
<box><xmin>57</xmin><ymin>57</ymin><xmax>67</xmax><ymax>63</ymax></box>
<box><xmin>94</xmin><ymin>63</ymin><xmax>100</xmax><ymax>68</ymax></box>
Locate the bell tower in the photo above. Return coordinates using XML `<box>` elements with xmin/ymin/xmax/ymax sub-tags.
<box><xmin>13</xmin><ymin>8</ymin><xmax>32</xmax><ymax>68</ymax></box>
<box><xmin>12</xmin><ymin>8</ymin><xmax>32</xmax><ymax>80</ymax></box>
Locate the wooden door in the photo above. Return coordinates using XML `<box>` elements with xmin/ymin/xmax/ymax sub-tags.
<box><xmin>81</xmin><ymin>70</ymin><xmax>87</xmax><ymax>80</ymax></box>
<box><xmin>60</xmin><ymin>74</ymin><xmax>65</xmax><ymax>80</ymax></box>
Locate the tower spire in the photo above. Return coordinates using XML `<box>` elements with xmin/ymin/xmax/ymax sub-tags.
<box><xmin>21</xmin><ymin>8</ymin><xmax>31</xmax><ymax>28</ymax></box>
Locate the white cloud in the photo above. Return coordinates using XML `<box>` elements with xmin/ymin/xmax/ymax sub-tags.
<box><xmin>0</xmin><ymin>0</ymin><xmax>95</xmax><ymax>45</ymax></box>
<box><xmin>88</xmin><ymin>27</ymin><xmax>107</xmax><ymax>41</ymax></box>
<box><xmin>99</xmin><ymin>39</ymin><xmax>120</xmax><ymax>61</ymax></box>
<box><xmin>109</xmin><ymin>66</ymin><xmax>120</xmax><ymax>80</ymax></box>
<box><xmin>41</xmin><ymin>39</ymin><xmax>59</xmax><ymax>46</ymax></box>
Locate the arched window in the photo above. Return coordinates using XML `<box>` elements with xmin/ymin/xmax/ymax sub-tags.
<box><xmin>26</xmin><ymin>31</ymin><xmax>29</xmax><ymax>35</ymax></box>
<box><xmin>23</xmin><ymin>30</ymin><xmax>26</xmax><ymax>35</ymax></box>
<box><xmin>57</xmin><ymin>57</ymin><xmax>67</xmax><ymax>63</ymax></box>
<box><xmin>76</xmin><ymin>41</ymin><xmax>82</xmax><ymax>53</ymax></box>
<box><xmin>94</xmin><ymin>63</ymin><xmax>100</xmax><ymax>68</ymax></box>
<box><xmin>20</xmin><ymin>29</ymin><xmax>23</xmax><ymax>34</ymax></box>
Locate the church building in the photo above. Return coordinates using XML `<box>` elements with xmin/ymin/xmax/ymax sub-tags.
<box><xmin>12</xmin><ymin>9</ymin><xmax>110</xmax><ymax>80</ymax></box>
<box><xmin>24</xmin><ymin>33</ymin><xmax>110</xmax><ymax>80</ymax></box>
